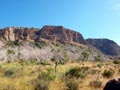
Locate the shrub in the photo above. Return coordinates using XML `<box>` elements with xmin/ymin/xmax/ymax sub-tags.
<box><xmin>89</xmin><ymin>69</ymin><xmax>100</xmax><ymax>75</ymax></box>
<box><xmin>33</xmin><ymin>79</ymin><xmax>49</xmax><ymax>90</ymax></box>
<box><xmin>97</xmin><ymin>63</ymin><xmax>103</xmax><ymax>68</ymax></box>
<box><xmin>14</xmin><ymin>41</ymin><xmax>23</xmax><ymax>46</ymax></box>
<box><xmin>95</xmin><ymin>55</ymin><xmax>101</xmax><ymax>62</ymax></box>
<box><xmin>81</xmin><ymin>51</ymin><xmax>89</xmax><ymax>61</ymax></box>
<box><xmin>102</xmin><ymin>69</ymin><xmax>114</xmax><ymax>78</ymax></box>
<box><xmin>66</xmin><ymin>78</ymin><xmax>79</xmax><ymax>90</ymax></box>
<box><xmin>113</xmin><ymin>60</ymin><xmax>120</xmax><ymax>64</ymax></box>
<box><xmin>4</xmin><ymin>69</ymin><xmax>15</xmax><ymax>77</ymax></box>
<box><xmin>6</xmin><ymin>40</ymin><xmax>15</xmax><ymax>47</ymax></box>
<box><xmin>38</xmin><ymin>68</ymin><xmax>55</xmax><ymax>81</ymax></box>
<box><xmin>33</xmin><ymin>68</ymin><xmax>55</xmax><ymax>90</ymax></box>
<box><xmin>65</xmin><ymin>67</ymin><xmax>89</xmax><ymax>79</ymax></box>
<box><xmin>89</xmin><ymin>80</ymin><xmax>102</xmax><ymax>88</ymax></box>
<box><xmin>7</xmin><ymin>49</ymin><xmax>15</xmax><ymax>55</ymax></box>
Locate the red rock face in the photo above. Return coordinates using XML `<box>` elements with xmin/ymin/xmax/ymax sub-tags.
<box><xmin>0</xmin><ymin>26</ymin><xmax>86</xmax><ymax>45</ymax></box>
<box><xmin>39</xmin><ymin>26</ymin><xmax>86</xmax><ymax>44</ymax></box>
<box><xmin>0</xmin><ymin>27</ymin><xmax>39</xmax><ymax>41</ymax></box>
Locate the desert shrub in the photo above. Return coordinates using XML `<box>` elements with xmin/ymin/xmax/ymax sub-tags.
<box><xmin>4</xmin><ymin>69</ymin><xmax>15</xmax><ymax>77</ymax></box>
<box><xmin>65</xmin><ymin>67</ymin><xmax>89</xmax><ymax>79</ymax></box>
<box><xmin>35</xmin><ymin>42</ymin><xmax>46</xmax><ymax>48</ymax></box>
<box><xmin>95</xmin><ymin>55</ymin><xmax>101</xmax><ymax>62</ymax></box>
<box><xmin>102</xmin><ymin>69</ymin><xmax>114</xmax><ymax>78</ymax></box>
<box><xmin>33</xmin><ymin>79</ymin><xmax>49</xmax><ymax>90</ymax></box>
<box><xmin>97</xmin><ymin>63</ymin><xmax>103</xmax><ymax>68</ymax></box>
<box><xmin>65</xmin><ymin>78</ymin><xmax>79</xmax><ymax>90</ymax></box>
<box><xmin>38</xmin><ymin>68</ymin><xmax>55</xmax><ymax>81</ymax></box>
<box><xmin>81</xmin><ymin>51</ymin><xmax>89</xmax><ymax>61</ymax></box>
<box><xmin>14</xmin><ymin>41</ymin><xmax>23</xmax><ymax>46</ymax></box>
<box><xmin>33</xmin><ymin>68</ymin><xmax>55</xmax><ymax>90</ymax></box>
<box><xmin>40</xmin><ymin>61</ymin><xmax>51</xmax><ymax>65</ymax></box>
<box><xmin>6</xmin><ymin>40</ymin><xmax>15</xmax><ymax>47</ymax></box>
<box><xmin>89</xmin><ymin>80</ymin><xmax>102</xmax><ymax>88</ymax></box>
<box><xmin>113</xmin><ymin>60</ymin><xmax>120</xmax><ymax>64</ymax></box>
<box><xmin>89</xmin><ymin>69</ymin><xmax>100</xmax><ymax>75</ymax></box>
<box><xmin>7</xmin><ymin>49</ymin><xmax>15</xmax><ymax>55</ymax></box>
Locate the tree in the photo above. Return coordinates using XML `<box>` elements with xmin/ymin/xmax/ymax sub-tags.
<box><xmin>53</xmin><ymin>49</ymin><xmax>63</xmax><ymax>73</ymax></box>
<box><xmin>81</xmin><ymin>51</ymin><xmax>89</xmax><ymax>61</ymax></box>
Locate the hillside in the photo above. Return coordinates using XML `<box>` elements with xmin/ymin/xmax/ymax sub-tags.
<box><xmin>87</xmin><ymin>39</ymin><xmax>120</xmax><ymax>57</ymax></box>
<box><xmin>0</xmin><ymin>26</ymin><xmax>119</xmax><ymax>90</ymax></box>
<box><xmin>0</xmin><ymin>26</ymin><xmax>109</xmax><ymax>63</ymax></box>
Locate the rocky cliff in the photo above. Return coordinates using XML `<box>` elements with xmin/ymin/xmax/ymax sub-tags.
<box><xmin>87</xmin><ymin>39</ymin><xmax>120</xmax><ymax>56</ymax></box>
<box><xmin>0</xmin><ymin>26</ymin><xmax>86</xmax><ymax>45</ymax></box>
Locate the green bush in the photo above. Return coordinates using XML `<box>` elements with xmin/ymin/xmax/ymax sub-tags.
<box><xmin>66</xmin><ymin>78</ymin><xmax>79</xmax><ymax>90</ymax></box>
<box><xmin>102</xmin><ymin>69</ymin><xmax>114</xmax><ymax>78</ymax></box>
<box><xmin>6</xmin><ymin>40</ymin><xmax>23</xmax><ymax>47</ymax></box>
<box><xmin>14</xmin><ymin>41</ymin><xmax>23</xmax><ymax>46</ymax></box>
<box><xmin>97</xmin><ymin>63</ymin><xmax>103</xmax><ymax>68</ymax></box>
<box><xmin>38</xmin><ymin>69</ymin><xmax>55</xmax><ymax>81</ymax></box>
<box><xmin>33</xmin><ymin>79</ymin><xmax>49</xmax><ymax>90</ymax></box>
<box><xmin>95</xmin><ymin>55</ymin><xmax>101</xmax><ymax>62</ymax></box>
<box><xmin>65</xmin><ymin>67</ymin><xmax>89</xmax><ymax>79</ymax></box>
<box><xmin>33</xmin><ymin>68</ymin><xmax>55</xmax><ymax>90</ymax></box>
<box><xmin>81</xmin><ymin>51</ymin><xmax>89</xmax><ymax>61</ymax></box>
<box><xmin>113</xmin><ymin>60</ymin><xmax>120</xmax><ymax>64</ymax></box>
<box><xmin>6</xmin><ymin>40</ymin><xmax>15</xmax><ymax>47</ymax></box>
<box><xmin>7</xmin><ymin>49</ymin><xmax>15</xmax><ymax>55</ymax></box>
<box><xmin>89</xmin><ymin>80</ymin><xmax>102</xmax><ymax>88</ymax></box>
<box><xmin>4</xmin><ymin>69</ymin><xmax>15</xmax><ymax>77</ymax></box>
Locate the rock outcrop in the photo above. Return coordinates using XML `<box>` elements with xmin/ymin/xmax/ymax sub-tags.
<box><xmin>87</xmin><ymin>39</ymin><xmax>120</xmax><ymax>56</ymax></box>
<box><xmin>0</xmin><ymin>27</ymin><xmax>39</xmax><ymax>41</ymax></box>
<box><xmin>39</xmin><ymin>26</ymin><xmax>86</xmax><ymax>44</ymax></box>
<box><xmin>0</xmin><ymin>26</ymin><xmax>86</xmax><ymax>45</ymax></box>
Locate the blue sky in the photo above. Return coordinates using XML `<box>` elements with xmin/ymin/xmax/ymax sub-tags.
<box><xmin>0</xmin><ymin>0</ymin><xmax>120</xmax><ymax>45</ymax></box>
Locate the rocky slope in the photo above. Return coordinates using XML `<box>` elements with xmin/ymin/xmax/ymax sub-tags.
<box><xmin>0</xmin><ymin>25</ymin><xmax>108</xmax><ymax>62</ymax></box>
<box><xmin>0</xmin><ymin>26</ymin><xmax>86</xmax><ymax>45</ymax></box>
<box><xmin>87</xmin><ymin>39</ymin><xmax>120</xmax><ymax>56</ymax></box>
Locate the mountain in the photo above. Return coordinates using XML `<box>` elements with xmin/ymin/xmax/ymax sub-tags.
<box><xmin>0</xmin><ymin>26</ymin><xmax>86</xmax><ymax>45</ymax></box>
<box><xmin>87</xmin><ymin>39</ymin><xmax>120</xmax><ymax>56</ymax></box>
<box><xmin>0</xmin><ymin>25</ymin><xmax>108</xmax><ymax>62</ymax></box>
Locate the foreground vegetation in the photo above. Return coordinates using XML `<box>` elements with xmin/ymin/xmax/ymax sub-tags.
<box><xmin>0</xmin><ymin>60</ymin><xmax>120</xmax><ymax>90</ymax></box>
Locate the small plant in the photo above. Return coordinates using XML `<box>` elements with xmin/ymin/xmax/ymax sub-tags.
<box><xmin>7</xmin><ymin>49</ymin><xmax>15</xmax><ymax>55</ymax></box>
<box><xmin>81</xmin><ymin>51</ymin><xmax>89</xmax><ymax>61</ymax></box>
<box><xmin>33</xmin><ymin>68</ymin><xmax>55</xmax><ymax>90</ymax></box>
<box><xmin>6</xmin><ymin>40</ymin><xmax>15</xmax><ymax>47</ymax></box>
<box><xmin>14</xmin><ymin>41</ymin><xmax>23</xmax><ymax>46</ymax></box>
<box><xmin>4</xmin><ymin>69</ymin><xmax>15</xmax><ymax>77</ymax></box>
<box><xmin>113</xmin><ymin>60</ymin><xmax>120</xmax><ymax>64</ymax></box>
<box><xmin>38</xmin><ymin>69</ymin><xmax>55</xmax><ymax>81</ymax></box>
<box><xmin>33</xmin><ymin>79</ymin><xmax>49</xmax><ymax>90</ymax></box>
<box><xmin>89</xmin><ymin>80</ymin><xmax>102</xmax><ymax>88</ymax></box>
<box><xmin>97</xmin><ymin>63</ymin><xmax>103</xmax><ymax>68</ymax></box>
<box><xmin>102</xmin><ymin>69</ymin><xmax>114</xmax><ymax>78</ymax></box>
<box><xmin>6</xmin><ymin>40</ymin><xmax>23</xmax><ymax>47</ymax></box>
<box><xmin>65</xmin><ymin>67</ymin><xmax>88</xmax><ymax>79</ymax></box>
<box><xmin>66</xmin><ymin>78</ymin><xmax>79</xmax><ymax>90</ymax></box>
<box><xmin>95</xmin><ymin>55</ymin><xmax>101</xmax><ymax>62</ymax></box>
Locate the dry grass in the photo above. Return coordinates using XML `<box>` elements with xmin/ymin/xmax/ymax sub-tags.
<box><xmin>0</xmin><ymin>61</ymin><xmax>119</xmax><ymax>90</ymax></box>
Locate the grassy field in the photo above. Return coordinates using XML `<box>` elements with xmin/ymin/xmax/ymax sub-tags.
<box><xmin>0</xmin><ymin>60</ymin><xmax>119</xmax><ymax>90</ymax></box>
